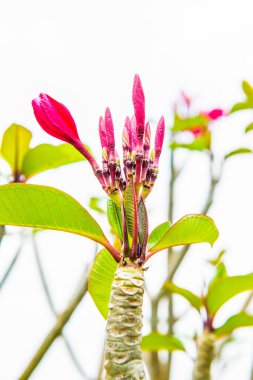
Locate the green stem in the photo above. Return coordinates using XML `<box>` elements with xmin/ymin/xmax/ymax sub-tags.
<box><xmin>241</xmin><ymin>290</ymin><xmax>253</xmax><ymax>312</ymax></box>
<box><xmin>104</xmin><ymin>262</ymin><xmax>145</xmax><ymax>380</ymax></box>
<box><xmin>149</xmin><ymin>297</ymin><xmax>160</xmax><ymax>379</ymax></box>
<box><xmin>193</xmin><ymin>331</ymin><xmax>215</xmax><ymax>380</ymax></box>
<box><xmin>167</xmin><ymin>148</ymin><xmax>176</xmax><ymax>380</ymax></box>
<box><xmin>19</xmin><ymin>267</ymin><xmax>89</xmax><ymax>380</ymax></box>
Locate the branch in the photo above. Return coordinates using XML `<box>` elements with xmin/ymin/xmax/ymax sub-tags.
<box><xmin>167</xmin><ymin>152</ymin><xmax>222</xmax><ymax>282</ymax></box>
<box><xmin>0</xmin><ymin>236</ymin><xmax>25</xmax><ymax>291</ymax></box>
<box><xmin>241</xmin><ymin>291</ymin><xmax>253</xmax><ymax>312</ymax></box>
<box><xmin>32</xmin><ymin>235</ymin><xmax>57</xmax><ymax>314</ymax></box>
<box><xmin>0</xmin><ymin>225</ymin><xmax>5</xmax><ymax>247</ymax></box>
<box><xmin>19</xmin><ymin>262</ymin><xmax>90</xmax><ymax>380</ymax></box>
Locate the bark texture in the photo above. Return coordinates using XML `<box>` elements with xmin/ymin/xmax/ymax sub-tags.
<box><xmin>193</xmin><ymin>331</ymin><xmax>215</xmax><ymax>380</ymax></box>
<box><xmin>104</xmin><ymin>262</ymin><xmax>145</xmax><ymax>380</ymax></box>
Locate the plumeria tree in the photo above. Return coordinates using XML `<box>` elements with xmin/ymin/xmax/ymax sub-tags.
<box><xmin>0</xmin><ymin>75</ymin><xmax>219</xmax><ymax>379</ymax></box>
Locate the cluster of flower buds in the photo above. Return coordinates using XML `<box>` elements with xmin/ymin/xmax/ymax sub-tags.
<box><xmin>98</xmin><ymin>75</ymin><xmax>165</xmax><ymax>201</ymax></box>
<box><xmin>32</xmin><ymin>75</ymin><xmax>165</xmax><ymax>203</ymax></box>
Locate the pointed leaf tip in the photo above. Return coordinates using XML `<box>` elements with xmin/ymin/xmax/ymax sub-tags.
<box><xmin>147</xmin><ymin>214</ymin><xmax>219</xmax><ymax>259</ymax></box>
<box><xmin>0</xmin><ymin>183</ymin><xmax>118</xmax><ymax>254</ymax></box>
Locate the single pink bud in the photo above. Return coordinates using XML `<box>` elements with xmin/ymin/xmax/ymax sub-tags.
<box><xmin>132</xmin><ymin>74</ymin><xmax>145</xmax><ymax>151</ymax></box>
<box><xmin>99</xmin><ymin>116</ymin><xmax>108</xmax><ymax>149</ymax></box>
<box><xmin>104</xmin><ymin>107</ymin><xmax>116</xmax><ymax>161</ymax></box>
<box><xmin>32</xmin><ymin>93</ymin><xmax>80</xmax><ymax>144</ymax></box>
<box><xmin>154</xmin><ymin>116</ymin><xmax>165</xmax><ymax>166</ymax></box>
<box><xmin>32</xmin><ymin>93</ymin><xmax>102</xmax><ymax>180</ymax></box>
<box><xmin>203</xmin><ymin>108</ymin><xmax>225</xmax><ymax>120</ymax></box>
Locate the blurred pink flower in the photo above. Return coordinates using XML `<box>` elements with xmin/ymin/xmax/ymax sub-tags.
<box><xmin>202</xmin><ymin>108</ymin><xmax>225</xmax><ymax>120</ymax></box>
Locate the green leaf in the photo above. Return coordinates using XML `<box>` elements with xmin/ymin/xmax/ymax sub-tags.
<box><xmin>171</xmin><ymin>114</ymin><xmax>208</xmax><ymax>133</ymax></box>
<box><xmin>107</xmin><ymin>199</ymin><xmax>123</xmax><ymax>240</ymax></box>
<box><xmin>22</xmin><ymin>143</ymin><xmax>86</xmax><ymax>179</ymax></box>
<box><xmin>231</xmin><ymin>81</ymin><xmax>253</xmax><ymax>112</ymax></box>
<box><xmin>231</xmin><ymin>101</ymin><xmax>253</xmax><ymax>113</ymax></box>
<box><xmin>89</xmin><ymin>197</ymin><xmax>106</xmax><ymax>214</ymax></box>
<box><xmin>206</xmin><ymin>274</ymin><xmax>253</xmax><ymax>316</ymax></box>
<box><xmin>208</xmin><ymin>249</ymin><xmax>226</xmax><ymax>266</ymax></box>
<box><xmin>141</xmin><ymin>332</ymin><xmax>185</xmax><ymax>351</ymax></box>
<box><xmin>88</xmin><ymin>248</ymin><xmax>117</xmax><ymax>319</ymax></box>
<box><xmin>148</xmin><ymin>214</ymin><xmax>219</xmax><ymax>257</ymax></box>
<box><xmin>171</xmin><ymin>131</ymin><xmax>211</xmax><ymax>152</ymax></box>
<box><xmin>1</xmin><ymin>124</ymin><xmax>32</xmax><ymax>173</ymax></box>
<box><xmin>245</xmin><ymin>123</ymin><xmax>253</xmax><ymax>133</ymax></box>
<box><xmin>225</xmin><ymin>148</ymin><xmax>252</xmax><ymax>159</ymax></box>
<box><xmin>163</xmin><ymin>281</ymin><xmax>201</xmax><ymax>311</ymax></box>
<box><xmin>0</xmin><ymin>184</ymin><xmax>110</xmax><ymax>248</ymax></box>
<box><xmin>124</xmin><ymin>181</ymin><xmax>137</xmax><ymax>237</ymax></box>
<box><xmin>138</xmin><ymin>199</ymin><xmax>148</xmax><ymax>246</ymax></box>
<box><xmin>208</xmin><ymin>262</ymin><xmax>227</xmax><ymax>289</ymax></box>
<box><xmin>242</xmin><ymin>81</ymin><xmax>253</xmax><ymax>99</ymax></box>
<box><xmin>148</xmin><ymin>222</ymin><xmax>171</xmax><ymax>248</ymax></box>
<box><xmin>214</xmin><ymin>313</ymin><xmax>253</xmax><ymax>337</ymax></box>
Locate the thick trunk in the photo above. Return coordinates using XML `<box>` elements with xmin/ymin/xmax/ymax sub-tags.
<box><xmin>193</xmin><ymin>331</ymin><xmax>215</xmax><ymax>380</ymax></box>
<box><xmin>104</xmin><ymin>262</ymin><xmax>145</xmax><ymax>380</ymax></box>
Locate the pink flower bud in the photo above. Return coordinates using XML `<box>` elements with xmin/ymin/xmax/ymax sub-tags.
<box><xmin>32</xmin><ymin>93</ymin><xmax>79</xmax><ymax>143</ymax></box>
<box><xmin>203</xmin><ymin>108</ymin><xmax>225</xmax><ymax>120</ymax></box>
<box><xmin>132</xmin><ymin>74</ymin><xmax>145</xmax><ymax>151</ymax></box>
<box><xmin>32</xmin><ymin>93</ymin><xmax>99</xmax><ymax>173</ymax></box>
<box><xmin>154</xmin><ymin>117</ymin><xmax>165</xmax><ymax>166</ymax></box>
<box><xmin>104</xmin><ymin>107</ymin><xmax>116</xmax><ymax>161</ymax></box>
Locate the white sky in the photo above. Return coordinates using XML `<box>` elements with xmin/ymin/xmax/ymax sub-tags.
<box><xmin>0</xmin><ymin>0</ymin><xmax>253</xmax><ymax>379</ymax></box>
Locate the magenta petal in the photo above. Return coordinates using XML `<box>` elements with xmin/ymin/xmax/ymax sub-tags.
<box><xmin>38</xmin><ymin>93</ymin><xmax>79</xmax><ymax>141</ymax></box>
<box><xmin>206</xmin><ymin>108</ymin><xmax>225</xmax><ymax>120</ymax></box>
<box><xmin>132</xmin><ymin>74</ymin><xmax>145</xmax><ymax>148</ymax></box>
<box><xmin>42</xmin><ymin>94</ymin><xmax>78</xmax><ymax>135</ymax></box>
